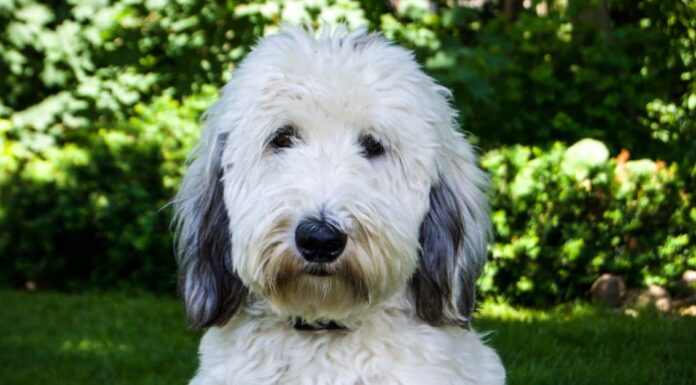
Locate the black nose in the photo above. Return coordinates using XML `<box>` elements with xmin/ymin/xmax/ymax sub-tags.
<box><xmin>294</xmin><ymin>218</ymin><xmax>347</xmax><ymax>263</ymax></box>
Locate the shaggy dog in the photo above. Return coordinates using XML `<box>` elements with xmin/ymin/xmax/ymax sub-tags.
<box><xmin>174</xmin><ymin>26</ymin><xmax>505</xmax><ymax>385</ymax></box>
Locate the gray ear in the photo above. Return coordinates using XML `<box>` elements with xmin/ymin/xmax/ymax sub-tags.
<box><xmin>412</xmin><ymin>169</ymin><xmax>489</xmax><ymax>328</ymax></box>
<box><xmin>174</xmin><ymin>133</ymin><xmax>247</xmax><ymax>329</ymax></box>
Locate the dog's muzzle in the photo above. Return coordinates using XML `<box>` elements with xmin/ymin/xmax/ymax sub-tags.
<box><xmin>294</xmin><ymin>218</ymin><xmax>347</xmax><ymax>264</ymax></box>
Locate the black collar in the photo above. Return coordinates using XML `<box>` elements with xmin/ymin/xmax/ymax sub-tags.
<box><xmin>292</xmin><ymin>318</ymin><xmax>346</xmax><ymax>331</ymax></box>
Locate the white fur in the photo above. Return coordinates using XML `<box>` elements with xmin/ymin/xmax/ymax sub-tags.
<box><xmin>191</xmin><ymin>295</ymin><xmax>504</xmax><ymax>385</ymax></box>
<box><xmin>176</xmin><ymin>25</ymin><xmax>505</xmax><ymax>385</ymax></box>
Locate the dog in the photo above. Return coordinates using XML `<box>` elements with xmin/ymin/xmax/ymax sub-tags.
<box><xmin>173</xmin><ymin>25</ymin><xmax>505</xmax><ymax>385</ymax></box>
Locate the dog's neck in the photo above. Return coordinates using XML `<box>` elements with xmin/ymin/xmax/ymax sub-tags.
<box><xmin>292</xmin><ymin>318</ymin><xmax>347</xmax><ymax>331</ymax></box>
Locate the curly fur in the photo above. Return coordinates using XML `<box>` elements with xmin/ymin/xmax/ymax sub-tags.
<box><xmin>174</xmin><ymin>25</ymin><xmax>505</xmax><ymax>385</ymax></box>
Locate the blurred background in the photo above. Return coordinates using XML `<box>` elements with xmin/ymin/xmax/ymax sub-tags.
<box><xmin>0</xmin><ymin>0</ymin><xmax>694</xmax><ymax>384</ymax></box>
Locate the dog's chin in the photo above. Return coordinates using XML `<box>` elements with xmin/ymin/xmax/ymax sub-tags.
<box><xmin>269</xmin><ymin>276</ymin><xmax>369</xmax><ymax>321</ymax></box>
<box><xmin>262</xmin><ymin>257</ymin><xmax>371</xmax><ymax>321</ymax></box>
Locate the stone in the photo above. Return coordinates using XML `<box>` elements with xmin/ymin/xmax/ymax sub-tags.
<box><xmin>682</xmin><ymin>270</ymin><xmax>696</xmax><ymax>284</ymax></box>
<box><xmin>589</xmin><ymin>274</ymin><xmax>625</xmax><ymax>308</ymax></box>
<box><xmin>679</xmin><ymin>305</ymin><xmax>696</xmax><ymax>317</ymax></box>
<box><xmin>24</xmin><ymin>281</ymin><xmax>36</xmax><ymax>291</ymax></box>
<box><xmin>624</xmin><ymin>284</ymin><xmax>672</xmax><ymax>313</ymax></box>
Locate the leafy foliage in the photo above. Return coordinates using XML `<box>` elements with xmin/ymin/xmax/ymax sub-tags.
<box><xmin>0</xmin><ymin>0</ymin><xmax>694</xmax><ymax>302</ymax></box>
<box><xmin>0</xmin><ymin>88</ymin><xmax>215</xmax><ymax>290</ymax></box>
<box><xmin>481</xmin><ymin>140</ymin><xmax>695</xmax><ymax>304</ymax></box>
<box><xmin>384</xmin><ymin>0</ymin><xmax>695</xmax><ymax>160</ymax></box>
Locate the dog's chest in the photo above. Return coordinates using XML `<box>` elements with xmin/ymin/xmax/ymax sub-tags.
<box><xmin>193</xmin><ymin>318</ymin><xmax>504</xmax><ymax>385</ymax></box>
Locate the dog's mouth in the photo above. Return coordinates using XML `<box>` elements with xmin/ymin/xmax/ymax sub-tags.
<box><xmin>304</xmin><ymin>263</ymin><xmax>333</xmax><ymax>277</ymax></box>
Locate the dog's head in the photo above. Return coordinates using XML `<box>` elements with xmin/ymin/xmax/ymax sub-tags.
<box><xmin>174</xmin><ymin>26</ymin><xmax>490</xmax><ymax>329</ymax></box>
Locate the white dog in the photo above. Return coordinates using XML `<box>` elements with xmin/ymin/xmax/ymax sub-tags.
<box><xmin>174</xmin><ymin>25</ymin><xmax>505</xmax><ymax>385</ymax></box>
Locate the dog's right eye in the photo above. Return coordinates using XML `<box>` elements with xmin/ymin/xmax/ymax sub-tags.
<box><xmin>359</xmin><ymin>134</ymin><xmax>385</xmax><ymax>159</ymax></box>
<box><xmin>269</xmin><ymin>126</ymin><xmax>297</xmax><ymax>150</ymax></box>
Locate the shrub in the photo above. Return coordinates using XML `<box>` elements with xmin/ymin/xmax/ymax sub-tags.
<box><xmin>3</xmin><ymin>1</ymin><xmax>693</xmax><ymax>160</ymax></box>
<box><xmin>480</xmin><ymin>139</ymin><xmax>695</xmax><ymax>305</ymax></box>
<box><xmin>383</xmin><ymin>0</ymin><xmax>695</xmax><ymax>162</ymax></box>
<box><xmin>0</xmin><ymin>87</ymin><xmax>216</xmax><ymax>291</ymax></box>
<box><xmin>0</xmin><ymin>1</ymin><xmax>693</xmax><ymax>303</ymax></box>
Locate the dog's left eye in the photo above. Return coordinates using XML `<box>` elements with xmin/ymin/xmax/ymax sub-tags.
<box><xmin>359</xmin><ymin>134</ymin><xmax>385</xmax><ymax>159</ymax></box>
<box><xmin>269</xmin><ymin>126</ymin><xmax>297</xmax><ymax>150</ymax></box>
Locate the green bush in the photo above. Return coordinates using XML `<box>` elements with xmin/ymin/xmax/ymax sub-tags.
<box><xmin>384</xmin><ymin>0</ymin><xmax>695</xmax><ymax>162</ymax></box>
<box><xmin>3</xmin><ymin>1</ymin><xmax>693</xmax><ymax>159</ymax></box>
<box><xmin>481</xmin><ymin>139</ymin><xmax>695</xmax><ymax>305</ymax></box>
<box><xmin>0</xmin><ymin>0</ymin><xmax>694</xmax><ymax>302</ymax></box>
<box><xmin>0</xmin><ymin>88</ymin><xmax>215</xmax><ymax>291</ymax></box>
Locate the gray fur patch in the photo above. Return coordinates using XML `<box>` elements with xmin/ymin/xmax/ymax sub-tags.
<box><xmin>174</xmin><ymin>133</ymin><xmax>247</xmax><ymax>329</ymax></box>
<box><xmin>412</xmin><ymin>177</ymin><xmax>480</xmax><ymax>327</ymax></box>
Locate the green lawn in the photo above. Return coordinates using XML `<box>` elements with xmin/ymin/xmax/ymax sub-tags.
<box><xmin>1</xmin><ymin>290</ymin><xmax>694</xmax><ymax>385</ymax></box>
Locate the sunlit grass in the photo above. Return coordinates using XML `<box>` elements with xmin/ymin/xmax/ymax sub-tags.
<box><xmin>476</xmin><ymin>300</ymin><xmax>696</xmax><ymax>385</ymax></box>
<box><xmin>1</xmin><ymin>291</ymin><xmax>694</xmax><ymax>385</ymax></box>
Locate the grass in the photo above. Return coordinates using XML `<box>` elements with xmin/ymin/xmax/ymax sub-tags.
<box><xmin>0</xmin><ymin>290</ymin><xmax>200</xmax><ymax>385</ymax></box>
<box><xmin>477</xmin><ymin>303</ymin><xmax>696</xmax><ymax>385</ymax></box>
<box><xmin>1</xmin><ymin>290</ymin><xmax>694</xmax><ymax>385</ymax></box>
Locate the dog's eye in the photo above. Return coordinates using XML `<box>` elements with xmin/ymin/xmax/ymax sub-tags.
<box><xmin>270</xmin><ymin>126</ymin><xmax>297</xmax><ymax>150</ymax></box>
<box><xmin>359</xmin><ymin>134</ymin><xmax>385</xmax><ymax>159</ymax></box>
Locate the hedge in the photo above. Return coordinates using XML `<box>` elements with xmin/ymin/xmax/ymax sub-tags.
<box><xmin>2</xmin><ymin>96</ymin><xmax>694</xmax><ymax>301</ymax></box>
<box><xmin>0</xmin><ymin>88</ymin><xmax>215</xmax><ymax>291</ymax></box>
<box><xmin>1</xmin><ymin>0</ymin><xmax>694</xmax><ymax>303</ymax></box>
<box><xmin>481</xmin><ymin>140</ymin><xmax>695</xmax><ymax>305</ymax></box>
<box><xmin>2</xmin><ymin>0</ymin><xmax>694</xmax><ymax>159</ymax></box>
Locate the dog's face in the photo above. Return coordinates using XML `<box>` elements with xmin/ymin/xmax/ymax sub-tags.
<box><xmin>175</xmin><ymin>27</ymin><xmax>490</xmax><ymax>329</ymax></box>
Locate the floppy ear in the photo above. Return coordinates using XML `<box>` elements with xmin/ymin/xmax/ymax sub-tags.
<box><xmin>411</xmin><ymin>135</ymin><xmax>490</xmax><ymax>328</ymax></box>
<box><xmin>173</xmin><ymin>132</ymin><xmax>247</xmax><ymax>329</ymax></box>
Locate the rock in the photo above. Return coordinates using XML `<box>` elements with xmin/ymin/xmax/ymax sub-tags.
<box><xmin>655</xmin><ymin>297</ymin><xmax>672</xmax><ymax>313</ymax></box>
<box><xmin>590</xmin><ymin>274</ymin><xmax>625</xmax><ymax>307</ymax></box>
<box><xmin>672</xmin><ymin>292</ymin><xmax>696</xmax><ymax>316</ymax></box>
<box><xmin>624</xmin><ymin>284</ymin><xmax>672</xmax><ymax>313</ymax></box>
<box><xmin>682</xmin><ymin>270</ymin><xmax>696</xmax><ymax>284</ymax></box>
<box><xmin>679</xmin><ymin>305</ymin><xmax>696</xmax><ymax>317</ymax></box>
